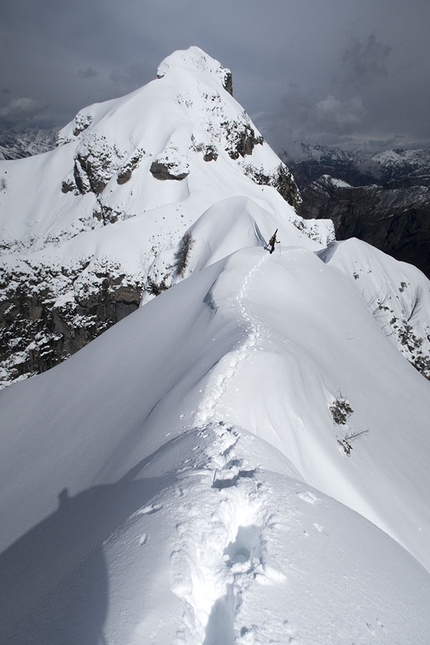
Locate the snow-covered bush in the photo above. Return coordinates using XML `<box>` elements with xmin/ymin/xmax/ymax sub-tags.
<box><xmin>330</xmin><ymin>395</ymin><xmax>353</xmax><ymax>425</ymax></box>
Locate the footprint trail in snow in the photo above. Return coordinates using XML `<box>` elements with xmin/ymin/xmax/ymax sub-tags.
<box><xmin>171</xmin><ymin>253</ymin><xmax>292</xmax><ymax>644</ymax></box>
<box><xmin>171</xmin><ymin>422</ymin><xmax>290</xmax><ymax>645</ymax></box>
<box><xmin>194</xmin><ymin>251</ymin><xmax>268</xmax><ymax>429</ymax></box>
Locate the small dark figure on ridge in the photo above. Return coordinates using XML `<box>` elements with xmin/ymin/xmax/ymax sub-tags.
<box><xmin>268</xmin><ymin>229</ymin><xmax>279</xmax><ymax>254</ymax></box>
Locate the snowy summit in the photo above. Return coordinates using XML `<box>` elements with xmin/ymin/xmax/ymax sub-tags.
<box><xmin>1</xmin><ymin>47</ymin><xmax>430</xmax><ymax>644</ymax></box>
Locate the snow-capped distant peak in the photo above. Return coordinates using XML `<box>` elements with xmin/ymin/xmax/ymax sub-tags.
<box><xmin>320</xmin><ymin>174</ymin><xmax>352</xmax><ymax>188</ymax></box>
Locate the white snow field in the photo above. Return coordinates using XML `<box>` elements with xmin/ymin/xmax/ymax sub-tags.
<box><xmin>1</xmin><ymin>47</ymin><xmax>430</xmax><ymax>644</ymax></box>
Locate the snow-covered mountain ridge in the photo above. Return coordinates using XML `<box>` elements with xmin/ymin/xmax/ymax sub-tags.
<box><xmin>283</xmin><ymin>142</ymin><xmax>430</xmax><ymax>189</ymax></box>
<box><xmin>1</xmin><ymin>237</ymin><xmax>430</xmax><ymax>643</ymax></box>
<box><xmin>2</xmin><ymin>48</ymin><xmax>430</xmax><ymax>644</ymax></box>
<box><xmin>0</xmin><ymin>47</ymin><xmax>323</xmax><ymax>389</ymax></box>
<box><xmin>0</xmin><ymin>128</ymin><xmax>59</xmax><ymax>161</ymax></box>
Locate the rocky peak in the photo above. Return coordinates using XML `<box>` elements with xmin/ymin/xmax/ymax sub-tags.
<box><xmin>0</xmin><ymin>47</ymin><xmax>314</xmax><ymax>388</ymax></box>
<box><xmin>156</xmin><ymin>46</ymin><xmax>233</xmax><ymax>95</ymax></box>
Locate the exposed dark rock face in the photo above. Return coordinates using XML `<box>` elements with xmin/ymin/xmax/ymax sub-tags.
<box><xmin>223</xmin><ymin>122</ymin><xmax>264</xmax><ymax>160</ymax></box>
<box><xmin>117</xmin><ymin>149</ymin><xmax>145</xmax><ymax>184</ymax></box>
<box><xmin>223</xmin><ymin>71</ymin><xmax>233</xmax><ymax>96</ymax></box>
<box><xmin>202</xmin><ymin>146</ymin><xmax>218</xmax><ymax>162</ymax></box>
<box><xmin>242</xmin><ymin>162</ymin><xmax>302</xmax><ymax>211</ymax></box>
<box><xmin>92</xmin><ymin>202</ymin><xmax>124</xmax><ymax>225</ymax></box>
<box><xmin>61</xmin><ymin>179</ymin><xmax>75</xmax><ymax>193</ymax></box>
<box><xmin>64</xmin><ymin>133</ymin><xmax>126</xmax><ymax>196</ymax></box>
<box><xmin>73</xmin><ymin>150</ymin><xmax>111</xmax><ymax>195</ymax></box>
<box><xmin>0</xmin><ymin>260</ymin><xmax>143</xmax><ymax>387</ymax></box>
<box><xmin>301</xmin><ymin>176</ymin><xmax>430</xmax><ymax>278</ymax></box>
<box><xmin>73</xmin><ymin>155</ymin><xmax>93</xmax><ymax>194</ymax></box>
<box><xmin>150</xmin><ymin>160</ymin><xmax>189</xmax><ymax>181</ymax></box>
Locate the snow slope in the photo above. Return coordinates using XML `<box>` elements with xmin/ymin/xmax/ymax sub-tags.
<box><xmin>1</xmin><ymin>235</ymin><xmax>430</xmax><ymax>643</ymax></box>
<box><xmin>1</xmin><ymin>46</ymin><xmax>430</xmax><ymax>645</ymax></box>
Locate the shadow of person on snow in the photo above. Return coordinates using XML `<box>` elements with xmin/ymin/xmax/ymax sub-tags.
<box><xmin>0</xmin><ymin>446</ymin><xmax>176</xmax><ymax>645</ymax></box>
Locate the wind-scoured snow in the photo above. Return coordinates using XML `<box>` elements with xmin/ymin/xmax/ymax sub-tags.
<box><xmin>1</xmin><ymin>47</ymin><xmax>430</xmax><ymax>645</ymax></box>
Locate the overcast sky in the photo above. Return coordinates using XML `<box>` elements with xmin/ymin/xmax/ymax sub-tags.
<box><xmin>1</xmin><ymin>0</ymin><xmax>430</xmax><ymax>153</ymax></box>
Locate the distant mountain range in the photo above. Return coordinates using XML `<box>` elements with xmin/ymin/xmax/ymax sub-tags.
<box><xmin>0</xmin><ymin>128</ymin><xmax>59</xmax><ymax>160</ymax></box>
<box><xmin>283</xmin><ymin>143</ymin><xmax>430</xmax><ymax>189</ymax></box>
<box><xmin>282</xmin><ymin>144</ymin><xmax>430</xmax><ymax>278</ymax></box>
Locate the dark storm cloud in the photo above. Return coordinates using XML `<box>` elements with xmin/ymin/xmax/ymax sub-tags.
<box><xmin>335</xmin><ymin>34</ymin><xmax>392</xmax><ymax>95</ymax></box>
<box><xmin>270</xmin><ymin>32</ymin><xmax>394</xmax><ymax>150</ymax></box>
<box><xmin>1</xmin><ymin>0</ymin><xmax>430</xmax><ymax>151</ymax></box>
<box><xmin>0</xmin><ymin>97</ymin><xmax>48</xmax><ymax>129</ymax></box>
<box><xmin>77</xmin><ymin>67</ymin><xmax>99</xmax><ymax>80</ymax></box>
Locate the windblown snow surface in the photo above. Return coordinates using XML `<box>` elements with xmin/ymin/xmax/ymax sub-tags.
<box><xmin>1</xmin><ymin>47</ymin><xmax>430</xmax><ymax>645</ymax></box>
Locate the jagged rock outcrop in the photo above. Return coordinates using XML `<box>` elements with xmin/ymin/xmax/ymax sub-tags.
<box><xmin>242</xmin><ymin>162</ymin><xmax>302</xmax><ymax>212</ymax></box>
<box><xmin>0</xmin><ymin>259</ymin><xmax>142</xmax><ymax>386</ymax></box>
<box><xmin>69</xmin><ymin>133</ymin><xmax>125</xmax><ymax>195</ymax></box>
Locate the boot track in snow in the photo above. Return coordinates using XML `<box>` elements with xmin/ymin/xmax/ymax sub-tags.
<box><xmin>170</xmin><ymin>253</ymin><xmax>290</xmax><ymax>644</ymax></box>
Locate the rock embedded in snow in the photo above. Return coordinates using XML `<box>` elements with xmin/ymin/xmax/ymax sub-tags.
<box><xmin>149</xmin><ymin>159</ymin><xmax>190</xmax><ymax>181</ymax></box>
